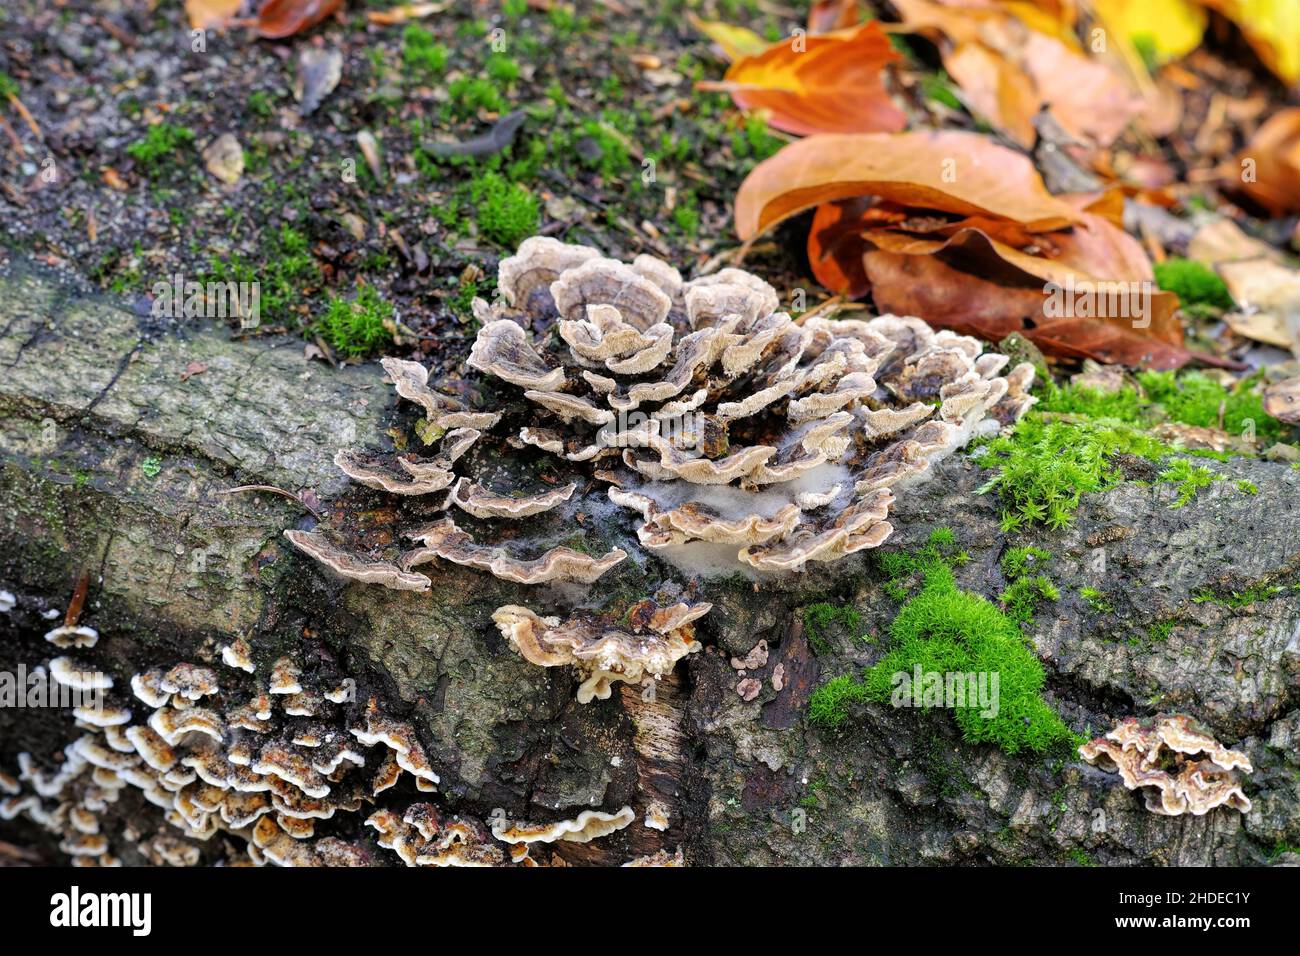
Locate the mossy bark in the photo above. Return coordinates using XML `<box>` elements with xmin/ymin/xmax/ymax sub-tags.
<box><xmin>2</xmin><ymin>260</ymin><xmax>1297</xmax><ymax>866</ymax></box>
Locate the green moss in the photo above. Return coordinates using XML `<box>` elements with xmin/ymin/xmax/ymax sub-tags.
<box><xmin>1079</xmin><ymin>587</ymin><xmax>1115</xmax><ymax>614</ymax></box>
<box><xmin>921</xmin><ymin>70</ymin><xmax>961</xmax><ymax>109</ymax></box>
<box><xmin>205</xmin><ymin>225</ymin><xmax>319</xmax><ymax>326</ymax></box>
<box><xmin>1000</xmin><ymin>545</ymin><xmax>1051</xmax><ymax>582</ymax></box>
<box><xmin>1156</xmin><ymin>457</ymin><xmax>1219</xmax><ymax>509</ymax></box>
<box><xmin>449</xmin><ymin>76</ymin><xmax>505</xmax><ymax>117</ymax></box>
<box><xmin>1034</xmin><ymin>371</ymin><xmax>1284</xmax><ymax>444</ymax></box>
<box><xmin>0</xmin><ymin>72</ymin><xmax>19</xmax><ymax>99</ymax></box>
<box><xmin>126</xmin><ymin>121</ymin><xmax>195</xmax><ymax>176</ymax></box>
<box><xmin>140</xmin><ymin>456</ymin><xmax>163</xmax><ymax>478</ymax></box>
<box><xmin>401</xmin><ymin>25</ymin><xmax>449</xmax><ymax>76</ymax></box>
<box><xmin>1236</xmin><ymin>478</ymin><xmax>1258</xmax><ymax>494</ymax></box>
<box><xmin>319</xmin><ymin>284</ymin><xmax>393</xmax><ymax>358</ymax></box>
<box><xmin>1139</xmin><ymin>370</ymin><xmax>1281</xmax><ymax>443</ymax></box>
<box><xmin>976</xmin><ymin>418</ymin><xmax>1170</xmax><ymax>531</ymax></box>
<box><xmin>1194</xmin><ymin>581</ymin><xmax>1286</xmax><ymax>608</ymax></box>
<box><xmin>672</xmin><ymin>193</ymin><xmax>700</xmax><ymax>237</ymax></box>
<box><xmin>486</xmin><ymin>53</ymin><xmax>520</xmax><ymax>85</ymax></box>
<box><xmin>1067</xmin><ymin>847</ymin><xmax>1097</xmax><ymax>867</ymax></box>
<box><xmin>999</xmin><ymin>575</ymin><xmax>1059</xmax><ymax>627</ymax></box>
<box><xmin>246</xmin><ymin>90</ymin><xmax>274</xmax><ymax>117</ymax></box>
<box><xmin>806</xmin><ymin>532</ymin><xmax>1073</xmax><ymax>754</ymax></box>
<box><xmin>862</xmin><ymin>561</ymin><xmax>1074</xmax><ymax>754</ymax></box>
<box><xmin>803</xmin><ymin>602</ymin><xmax>863</xmax><ymax>655</ymax></box>
<box><xmin>807</xmin><ymin>675</ymin><xmax>870</xmax><ymax>729</ymax></box>
<box><xmin>471</xmin><ymin>171</ymin><xmax>539</xmax><ymax>247</ymax></box>
<box><xmin>1153</xmin><ymin>258</ymin><xmax>1233</xmax><ymax>312</ymax></box>
<box><xmin>730</xmin><ymin>113</ymin><xmax>782</xmax><ymax>164</ymax></box>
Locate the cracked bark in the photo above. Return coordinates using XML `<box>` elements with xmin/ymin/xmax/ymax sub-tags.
<box><xmin>1</xmin><ymin>259</ymin><xmax>1298</xmax><ymax>867</ymax></box>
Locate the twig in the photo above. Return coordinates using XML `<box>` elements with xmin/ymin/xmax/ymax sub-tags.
<box><xmin>217</xmin><ymin>484</ymin><xmax>323</xmax><ymax>519</ymax></box>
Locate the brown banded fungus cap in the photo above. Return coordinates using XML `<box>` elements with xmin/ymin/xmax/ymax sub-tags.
<box><xmin>1080</xmin><ymin>714</ymin><xmax>1253</xmax><ymax>816</ymax></box>
<box><xmin>462</xmin><ymin>237</ymin><xmax>1038</xmax><ymax>575</ymax></box>
<box><xmin>491</xmin><ymin>599</ymin><xmax>709</xmax><ymax>703</ymax></box>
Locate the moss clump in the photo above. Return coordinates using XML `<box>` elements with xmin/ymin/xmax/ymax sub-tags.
<box><xmin>807</xmin><ymin>675</ymin><xmax>870</xmax><ymax>729</ymax></box>
<box><xmin>803</xmin><ymin>603</ymin><xmax>863</xmax><ymax>655</ymax></box>
<box><xmin>862</xmin><ymin>561</ymin><xmax>1074</xmax><ymax>754</ymax></box>
<box><xmin>1139</xmin><ymin>370</ymin><xmax>1281</xmax><ymax>443</ymax></box>
<box><xmin>205</xmin><ymin>225</ymin><xmax>318</xmax><ymax>325</ymax></box>
<box><xmin>1034</xmin><ymin>371</ymin><xmax>1283</xmax><ymax>444</ymax></box>
<box><xmin>877</xmin><ymin>526</ymin><xmax>968</xmax><ymax>601</ymax></box>
<box><xmin>976</xmin><ymin>418</ymin><xmax>1169</xmax><ymax>531</ymax></box>
<box><xmin>1153</xmin><ymin>258</ymin><xmax>1233</xmax><ymax>312</ymax></box>
<box><xmin>998</xmin><ymin>547</ymin><xmax>1058</xmax><ymax>627</ymax></box>
<box><xmin>401</xmin><ymin>25</ymin><xmax>448</xmax><ymax>76</ymax></box>
<box><xmin>470</xmin><ymin>171</ymin><xmax>539</xmax><ymax>248</ymax></box>
<box><xmin>449</xmin><ymin>76</ymin><xmax>505</xmax><ymax>117</ymax></box>
<box><xmin>1157</xmin><ymin>457</ymin><xmax>1220</xmax><ymax>509</ymax></box>
<box><xmin>319</xmin><ymin>285</ymin><xmax>393</xmax><ymax>358</ymax></box>
<box><xmin>1079</xmin><ymin>587</ymin><xmax>1114</xmax><ymax>614</ymax></box>
<box><xmin>126</xmin><ymin>121</ymin><xmax>195</xmax><ymax>175</ymax></box>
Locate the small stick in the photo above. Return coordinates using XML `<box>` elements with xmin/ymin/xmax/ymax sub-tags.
<box><xmin>65</xmin><ymin>571</ymin><xmax>90</xmax><ymax>628</ymax></box>
<box><xmin>218</xmin><ymin>484</ymin><xmax>323</xmax><ymax>520</ymax></box>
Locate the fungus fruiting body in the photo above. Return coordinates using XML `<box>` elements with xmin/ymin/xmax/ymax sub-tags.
<box><xmin>284</xmin><ymin>237</ymin><xmax>1035</xmax><ymax>702</ymax></box>
<box><xmin>1080</xmin><ymin>714</ymin><xmax>1253</xmax><ymax>816</ymax></box>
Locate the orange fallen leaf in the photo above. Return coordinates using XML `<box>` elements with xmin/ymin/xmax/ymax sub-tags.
<box><xmin>696</xmin><ymin>21</ymin><xmax>905</xmax><ymax>137</ymax></box>
<box><xmin>256</xmin><ymin>0</ymin><xmax>342</xmax><ymax>39</ymax></box>
<box><xmin>366</xmin><ymin>1</ymin><xmax>450</xmax><ymax>26</ymax></box>
<box><xmin>186</xmin><ymin>0</ymin><xmax>243</xmax><ymax>30</ymax></box>
<box><xmin>1224</xmin><ymin>107</ymin><xmax>1300</xmax><ymax>216</ymax></box>
<box><xmin>892</xmin><ymin>0</ymin><xmax>1140</xmax><ymax>149</ymax></box>
<box><xmin>687</xmin><ymin>13</ymin><xmax>770</xmax><ymax>61</ymax></box>
<box><xmin>735</xmin><ymin>130</ymin><xmax>1081</xmax><ymax>240</ymax></box>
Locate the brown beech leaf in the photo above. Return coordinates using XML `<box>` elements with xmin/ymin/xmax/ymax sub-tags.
<box><xmin>257</xmin><ymin>0</ymin><xmax>343</xmax><ymax>39</ymax></box>
<box><xmin>861</xmin><ymin>250</ymin><xmax>1201</xmax><ymax>370</ymax></box>
<box><xmin>696</xmin><ymin>21</ymin><xmax>905</xmax><ymax>137</ymax></box>
<box><xmin>892</xmin><ymin>0</ymin><xmax>1140</xmax><ymax>149</ymax></box>
<box><xmin>735</xmin><ymin>130</ymin><xmax>1081</xmax><ymax>240</ymax></box>
<box><xmin>1224</xmin><ymin>107</ymin><xmax>1300</xmax><ymax>216</ymax></box>
<box><xmin>859</xmin><ymin>227</ymin><xmax>1182</xmax><ymax>347</ymax></box>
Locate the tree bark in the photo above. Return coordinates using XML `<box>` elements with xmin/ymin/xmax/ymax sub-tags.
<box><xmin>2</xmin><ymin>259</ymin><xmax>1297</xmax><ymax>866</ymax></box>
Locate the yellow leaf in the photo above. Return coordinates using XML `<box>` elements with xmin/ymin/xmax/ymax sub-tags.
<box><xmin>1092</xmin><ymin>0</ymin><xmax>1207</xmax><ymax>63</ymax></box>
<box><xmin>185</xmin><ymin>0</ymin><xmax>241</xmax><ymax>30</ymax></box>
<box><xmin>1201</xmin><ymin>0</ymin><xmax>1300</xmax><ymax>85</ymax></box>
<box><xmin>688</xmin><ymin>14</ymin><xmax>770</xmax><ymax>62</ymax></box>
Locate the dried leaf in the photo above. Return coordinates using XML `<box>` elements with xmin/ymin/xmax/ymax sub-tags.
<box><xmin>1091</xmin><ymin>0</ymin><xmax>1207</xmax><ymax>65</ymax></box>
<box><xmin>1226</xmin><ymin>107</ymin><xmax>1300</xmax><ymax>216</ymax></box>
<box><xmin>186</xmin><ymin>0</ymin><xmax>243</xmax><ymax>30</ymax></box>
<box><xmin>697</xmin><ymin>21</ymin><xmax>905</xmax><ymax>137</ymax></box>
<box><xmin>893</xmin><ymin>0</ymin><xmax>1141</xmax><ymax>149</ymax></box>
<box><xmin>687</xmin><ymin>13</ymin><xmax>770</xmax><ymax>61</ymax></box>
<box><xmin>1217</xmin><ymin>258</ymin><xmax>1300</xmax><ymax>353</ymax></box>
<box><xmin>256</xmin><ymin>0</ymin><xmax>342</xmax><ymax>39</ymax></box>
<box><xmin>807</xmin><ymin>0</ymin><xmax>863</xmax><ymax>33</ymax></box>
<box><xmin>735</xmin><ymin>130</ymin><xmax>1081</xmax><ymax>240</ymax></box>
<box><xmin>862</xmin><ymin>249</ymin><xmax>1198</xmax><ymax>369</ymax></box>
<box><xmin>365</xmin><ymin>1</ymin><xmax>449</xmax><ymax>25</ymax></box>
<box><xmin>1264</xmin><ymin>376</ymin><xmax>1300</xmax><ymax>423</ymax></box>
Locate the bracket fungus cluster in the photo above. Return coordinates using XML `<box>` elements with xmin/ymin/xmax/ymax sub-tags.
<box><xmin>2</xmin><ymin>633</ymin><xmax>445</xmax><ymax>866</ymax></box>
<box><xmin>3</xmin><ymin>621</ymin><xmax>667</xmax><ymax>866</ymax></box>
<box><xmin>285</xmin><ymin>236</ymin><xmax>1034</xmax><ymax>702</ymax></box>
<box><xmin>1080</xmin><ymin>714</ymin><xmax>1253</xmax><ymax>816</ymax></box>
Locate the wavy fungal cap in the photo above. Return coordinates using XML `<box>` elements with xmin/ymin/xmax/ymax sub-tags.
<box><xmin>1080</xmin><ymin>714</ymin><xmax>1253</xmax><ymax>816</ymax></box>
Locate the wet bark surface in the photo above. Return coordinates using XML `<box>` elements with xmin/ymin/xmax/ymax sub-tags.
<box><xmin>2</xmin><ymin>259</ymin><xmax>1298</xmax><ymax>866</ymax></box>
